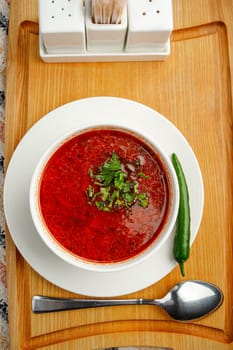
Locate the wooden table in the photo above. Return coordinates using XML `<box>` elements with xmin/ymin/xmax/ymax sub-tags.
<box><xmin>4</xmin><ymin>0</ymin><xmax>233</xmax><ymax>348</ymax></box>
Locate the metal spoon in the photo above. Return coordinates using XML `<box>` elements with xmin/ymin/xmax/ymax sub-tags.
<box><xmin>32</xmin><ymin>280</ymin><xmax>223</xmax><ymax>322</ymax></box>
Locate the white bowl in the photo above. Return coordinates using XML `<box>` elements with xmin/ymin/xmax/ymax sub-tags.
<box><xmin>29</xmin><ymin>124</ymin><xmax>179</xmax><ymax>273</ymax></box>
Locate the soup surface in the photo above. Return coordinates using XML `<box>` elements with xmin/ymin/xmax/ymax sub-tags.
<box><xmin>39</xmin><ymin>129</ymin><xmax>170</xmax><ymax>263</ymax></box>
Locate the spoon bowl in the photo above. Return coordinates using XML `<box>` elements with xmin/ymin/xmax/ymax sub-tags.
<box><xmin>149</xmin><ymin>280</ymin><xmax>224</xmax><ymax>321</ymax></box>
<box><xmin>32</xmin><ymin>280</ymin><xmax>223</xmax><ymax>321</ymax></box>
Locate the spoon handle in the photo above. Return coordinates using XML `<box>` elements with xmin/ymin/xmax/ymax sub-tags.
<box><xmin>32</xmin><ymin>295</ymin><xmax>146</xmax><ymax>313</ymax></box>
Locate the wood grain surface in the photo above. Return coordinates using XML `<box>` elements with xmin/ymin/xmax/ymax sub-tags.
<box><xmin>4</xmin><ymin>0</ymin><xmax>233</xmax><ymax>349</ymax></box>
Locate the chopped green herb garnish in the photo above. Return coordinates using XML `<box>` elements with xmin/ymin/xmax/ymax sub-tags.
<box><xmin>88</xmin><ymin>167</ymin><xmax>94</xmax><ymax>178</ymax></box>
<box><xmin>87</xmin><ymin>185</ymin><xmax>95</xmax><ymax>199</ymax></box>
<box><xmin>138</xmin><ymin>193</ymin><xmax>149</xmax><ymax>208</ymax></box>
<box><xmin>137</xmin><ymin>172</ymin><xmax>151</xmax><ymax>179</ymax></box>
<box><xmin>86</xmin><ymin>152</ymin><xmax>150</xmax><ymax>212</ymax></box>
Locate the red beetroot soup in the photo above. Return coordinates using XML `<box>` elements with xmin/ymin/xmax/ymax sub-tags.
<box><xmin>39</xmin><ymin>128</ymin><xmax>170</xmax><ymax>263</ymax></box>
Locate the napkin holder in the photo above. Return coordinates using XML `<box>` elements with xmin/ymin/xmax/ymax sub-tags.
<box><xmin>39</xmin><ymin>0</ymin><xmax>173</xmax><ymax>62</ymax></box>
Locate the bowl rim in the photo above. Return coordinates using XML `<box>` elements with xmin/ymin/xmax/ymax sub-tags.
<box><xmin>29</xmin><ymin>124</ymin><xmax>180</xmax><ymax>272</ymax></box>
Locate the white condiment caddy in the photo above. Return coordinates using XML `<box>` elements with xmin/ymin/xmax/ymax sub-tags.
<box><xmin>39</xmin><ymin>0</ymin><xmax>173</xmax><ymax>62</ymax></box>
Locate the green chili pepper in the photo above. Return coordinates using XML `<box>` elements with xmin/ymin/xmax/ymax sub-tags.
<box><xmin>172</xmin><ymin>153</ymin><xmax>191</xmax><ymax>277</ymax></box>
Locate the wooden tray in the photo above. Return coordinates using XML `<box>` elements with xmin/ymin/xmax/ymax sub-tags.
<box><xmin>4</xmin><ymin>0</ymin><xmax>233</xmax><ymax>349</ymax></box>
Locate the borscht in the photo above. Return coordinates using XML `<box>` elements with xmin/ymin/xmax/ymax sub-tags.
<box><xmin>39</xmin><ymin>128</ymin><xmax>171</xmax><ymax>263</ymax></box>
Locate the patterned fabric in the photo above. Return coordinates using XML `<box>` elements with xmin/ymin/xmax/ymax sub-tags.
<box><xmin>0</xmin><ymin>1</ymin><xmax>9</xmax><ymax>349</ymax></box>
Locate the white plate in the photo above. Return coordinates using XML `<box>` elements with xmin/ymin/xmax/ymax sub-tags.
<box><xmin>3</xmin><ymin>97</ymin><xmax>204</xmax><ymax>297</ymax></box>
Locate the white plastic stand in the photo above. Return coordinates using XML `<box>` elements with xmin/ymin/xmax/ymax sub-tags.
<box><xmin>39</xmin><ymin>0</ymin><xmax>173</xmax><ymax>63</ymax></box>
